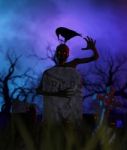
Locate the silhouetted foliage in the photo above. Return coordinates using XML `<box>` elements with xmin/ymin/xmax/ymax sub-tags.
<box><xmin>0</xmin><ymin>51</ymin><xmax>37</xmax><ymax>112</ymax></box>
<box><xmin>83</xmin><ymin>52</ymin><xmax>127</xmax><ymax>100</ymax></box>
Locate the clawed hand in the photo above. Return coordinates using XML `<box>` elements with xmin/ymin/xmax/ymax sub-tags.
<box><xmin>82</xmin><ymin>36</ymin><xmax>96</xmax><ymax>50</ymax></box>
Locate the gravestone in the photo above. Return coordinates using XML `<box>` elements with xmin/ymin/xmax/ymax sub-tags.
<box><xmin>41</xmin><ymin>66</ymin><xmax>83</xmax><ymax>123</ymax></box>
<box><xmin>12</xmin><ymin>100</ymin><xmax>29</xmax><ymax>113</ymax></box>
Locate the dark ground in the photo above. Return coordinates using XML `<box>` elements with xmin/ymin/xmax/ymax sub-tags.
<box><xmin>0</xmin><ymin>112</ymin><xmax>127</xmax><ymax>150</ymax></box>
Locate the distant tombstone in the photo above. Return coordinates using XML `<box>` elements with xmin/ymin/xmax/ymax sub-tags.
<box><xmin>41</xmin><ymin>66</ymin><xmax>83</xmax><ymax>123</ymax></box>
<box><xmin>12</xmin><ymin>100</ymin><xmax>29</xmax><ymax>113</ymax></box>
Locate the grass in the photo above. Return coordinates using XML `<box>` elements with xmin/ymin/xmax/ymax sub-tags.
<box><xmin>0</xmin><ymin>113</ymin><xmax>127</xmax><ymax>150</ymax></box>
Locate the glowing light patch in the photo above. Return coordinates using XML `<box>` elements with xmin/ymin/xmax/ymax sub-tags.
<box><xmin>116</xmin><ymin>120</ymin><xmax>124</xmax><ymax>128</ymax></box>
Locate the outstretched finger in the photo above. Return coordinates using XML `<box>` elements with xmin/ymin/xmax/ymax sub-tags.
<box><xmin>94</xmin><ymin>40</ymin><xmax>96</xmax><ymax>45</ymax></box>
<box><xmin>83</xmin><ymin>37</ymin><xmax>88</xmax><ymax>42</ymax></box>
<box><xmin>86</xmin><ymin>36</ymin><xmax>91</xmax><ymax>41</ymax></box>
<box><xmin>90</xmin><ymin>38</ymin><xmax>94</xmax><ymax>43</ymax></box>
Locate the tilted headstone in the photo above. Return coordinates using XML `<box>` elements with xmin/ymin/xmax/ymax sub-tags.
<box><xmin>41</xmin><ymin>66</ymin><xmax>83</xmax><ymax>123</ymax></box>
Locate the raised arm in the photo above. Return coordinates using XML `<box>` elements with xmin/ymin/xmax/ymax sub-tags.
<box><xmin>68</xmin><ymin>36</ymin><xmax>99</xmax><ymax>66</ymax></box>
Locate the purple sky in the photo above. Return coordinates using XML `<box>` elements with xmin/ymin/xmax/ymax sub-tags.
<box><xmin>0</xmin><ymin>0</ymin><xmax>127</xmax><ymax>61</ymax></box>
<box><xmin>0</xmin><ymin>0</ymin><xmax>127</xmax><ymax>111</ymax></box>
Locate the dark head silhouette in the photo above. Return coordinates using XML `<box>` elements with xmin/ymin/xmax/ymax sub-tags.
<box><xmin>55</xmin><ymin>44</ymin><xmax>69</xmax><ymax>65</ymax></box>
<box><xmin>56</xmin><ymin>27</ymin><xmax>81</xmax><ymax>43</ymax></box>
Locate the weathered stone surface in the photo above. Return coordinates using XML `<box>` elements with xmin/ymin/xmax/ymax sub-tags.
<box><xmin>41</xmin><ymin>66</ymin><xmax>83</xmax><ymax>123</ymax></box>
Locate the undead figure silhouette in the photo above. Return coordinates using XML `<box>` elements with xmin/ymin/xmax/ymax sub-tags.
<box><xmin>36</xmin><ymin>27</ymin><xmax>99</xmax><ymax>124</ymax></box>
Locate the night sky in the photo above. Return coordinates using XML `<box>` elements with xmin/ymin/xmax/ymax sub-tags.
<box><xmin>0</xmin><ymin>0</ymin><xmax>127</xmax><ymax>111</ymax></box>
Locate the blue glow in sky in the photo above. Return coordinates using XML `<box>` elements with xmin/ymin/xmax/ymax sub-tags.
<box><xmin>0</xmin><ymin>0</ymin><xmax>127</xmax><ymax>59</ymax></box>
<box><xmin>0</xmin><ymin>0</ymin><xmax>127</xmax><ymax>112</ymax></box>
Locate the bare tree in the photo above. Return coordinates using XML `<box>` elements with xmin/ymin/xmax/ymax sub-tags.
<box><xmin>0</xmin><ymin>52</ymin><xmax>37</xmax><ymax>113</ymax></box>
<box><xmin>82</xmin><ymin>52</ymin><xmax>127</xmax><ymax>100</ymax></box>
<box><xmin>81</xmin><ymin>52</ymin><xmax>127</xmax><ymax>139</ymax></box>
